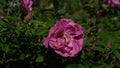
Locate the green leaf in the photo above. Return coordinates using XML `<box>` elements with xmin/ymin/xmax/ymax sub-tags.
<box><xmin>35</xmin><ymin>55</ymin><xmax>44</xmax><ymax>62</ymax></box>
<box><xmin>15</xmin><ymin>30</ymin><xmax>20</xmax><ymax>37</ymax></box>
<box><xmin>111</xmin><ymin>30</ymin><xmax>120</xmax><ymax>50</ymax></box>
<box><xmin>77</xmin><ymin>64</ymin><xmax>84</xmax><ymax>68</ymax></box>
<box><xmin>66</xmin><ymin>64</ymin><xmax>77</xmax><ymax>68</ymax></box>
<box><xmin>0</xmin><ymin>28</ymin><xmax>7</xmax><ymax>32</ymax></box>
<box><xmin>81</xmin><ymin>50</ymin><xmax>85</xmax><ymax>59</ymax></box>
<box><xmin>78</xmin><ymin>64</ymin><xmax>89</xmax><ymax>68</ymax></box>
<box><xmin>92</xmin><ymin>47</ymin><xmax>105</xmax><ymax>52</ymax></box>
<box><xmin>36</xmin><ymin>27</ymin><xmax>48</xmax><ymax>36</ymax></box>
<box><xmin>0</xmin><ymin>20</ymin><xmax>7</xmax><ymax>27</ymax></box>
<box><xmin>6</xmin><ymin>16</ymin><xmax>19</xmax><ymax>21</ymax></box>
<box><xmin>19</xmin><ymin>54</ymin><xmax>26</xmax><ymax>60</ymax></box>
<box><xmin>30</xmin><ymin>20</ymin><xmax>45</xmax><ymax>26</ymax></box>
<box><xmin>0</xmin><ymin>43</ymin><xmax>10</xmax><ymax>53</ymax></box>
<box><xmin>102</xmin><ymin>4</ymin><xmax>108</xmax><ymax>10</ymax></box>
<box><xmin>113</xmin><ymin>50</ymin><xmax>120</xmax><ymax>61</ymax></box>
<box><xmin>0</xmin><ymin>60</ymin><xmax>3</xmax><ymax>64</ymax></box>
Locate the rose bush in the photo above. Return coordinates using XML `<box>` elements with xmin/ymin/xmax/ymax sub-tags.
<box><xmin>43</xmin><ymin>18</ymin><xmax>84</xmax><ymax>57</ymax></box>
<box><xmin>103</xmin><ymin>0</ymin><xmax>120</xmax><ymax>8</ymax></box>
<box><xmin>1</xmin><ymin>0</ymin><xmax>120</xmax><ymax>68</ymax></box>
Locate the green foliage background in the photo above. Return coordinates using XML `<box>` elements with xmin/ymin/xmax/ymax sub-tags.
<box><xmin>0</xmin><ymin>0</ymin><xmax>120</xmax><ymax>68</ymax></box>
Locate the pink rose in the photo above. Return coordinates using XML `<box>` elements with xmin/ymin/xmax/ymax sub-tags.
<box><xmin>103</xmin><ymin>0</ymin><xmax>120</xmax><ymax>8</ymax></box>
<box><xmin>20</xmin><ymin>0</ymin><xmax>35</xmax><ymax>20</ymax></box>
<box><xmin>25</xmin><ymin>12</ymin><xmax>33</xmax><ymax>20</ymax></box>
<box><xmin>43</xmin><ymin>18</ymin><xmax>84</xmax><ymax>57</ymax></box>
<box><xmin>21</xmin><ymin>0</ymin><xmax>33</xmax><ymax>11</ymax></box>
<box><xmin>0</xmin><ymin>15</ymin><xmax>4</xmax><ymax>19</ymax></box>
